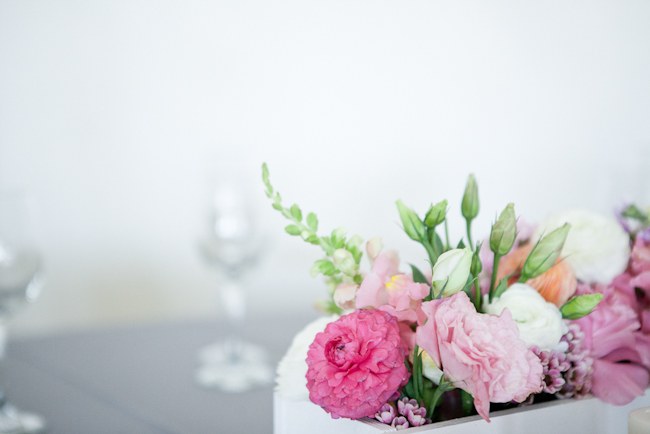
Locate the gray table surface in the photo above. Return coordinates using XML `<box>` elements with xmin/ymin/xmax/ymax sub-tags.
<box><xmin>3</xmin><ymin>314</ymin><xmax>315</xmax><ymax>434</ymax></box>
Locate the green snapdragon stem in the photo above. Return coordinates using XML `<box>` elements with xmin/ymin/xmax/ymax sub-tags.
<box><xmin>466</xmin><ymin>220</ymin><xmax>474</xmax><ymax>250</ymax></box>
<box><xmin>489</xmin><ymin>253</ymin><xmax>502</xmax><ymax>301</ymax></box>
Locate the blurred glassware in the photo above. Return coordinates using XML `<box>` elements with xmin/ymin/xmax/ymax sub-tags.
<box><xmin>0</xmin><ymin>192</ymin><xmax>45</xmax><ymax>433</ymax></box>
<box><xmin>195</xmin><ymin>180</ymin><xmax>272</xmax><ymax>392</ymax></box>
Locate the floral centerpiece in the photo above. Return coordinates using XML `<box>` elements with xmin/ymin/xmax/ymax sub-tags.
<box><xmin>263</xmin><ymin>164</ymin><xmax>650</xmax><ymax>430</ymax></box>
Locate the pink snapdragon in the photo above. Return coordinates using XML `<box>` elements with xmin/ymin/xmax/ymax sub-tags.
<box><xmin>415</xmin><ymin>292</ymin><xmax>543</xmax><ymax>421</ymax></box>
<box><xmin>574</xmin><ymin>286</ymin><xmax>650</xmax><ymax>405</ymax></box>
<box><xmin>355</xmin><ymin>250</ymin><xmax>429</xmax><ymax>324</ymax></box>
<box><xmin>305</xmin><ymin>309</ymin><xmax>410</xmax><ymax>419</ymax></box>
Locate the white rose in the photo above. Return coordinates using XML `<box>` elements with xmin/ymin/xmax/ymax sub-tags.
<box><xmin>484</xmin><ymin>283</ymin><xmax>566</xmax><ymax>350</ymax></box>
<box><xmin>432</xmin><ymin>248</ymin><xmax>472</xmax><ymax>296</ymax></box>
<box><xmin>536</xmin><ymin>210</ymin><xmax>630</xmax><ymax>284</ymax></box>
<box><xmin>275</xmin><ymin>316</ymin><xmax>338</xmax><ymax>399</ymax></box>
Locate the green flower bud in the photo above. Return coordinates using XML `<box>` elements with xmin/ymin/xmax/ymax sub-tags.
<box><xmin>461</xmin><ymin>174</ymin><xmax>479</xmax><ymax>221</ymax></box>
<box><xmin>489</xmin><ymin>203</ymin><xmax>517</xmax><ymax>256</ymax></box>
<box><xmin>520</xmin><ymin>223</ymin><xmax>571</xmax><ymax>281</ymax></box>
<box><xmin>396</xmin><ymin>200</ymin><xmax>426</xmax><ymax>241</ymax></box>
<box><xmin>470</xmin><ymin>247</ymin><xmax>483</xmax><ymax>276</ymax></box>
<box><xmin>425</xmin><ymin>199</ymin><xmax>448</xmax><ymax>228</ymax></box>
<box><xmin>332</xmin><ymin>248</ymin><xmax>356</xmax><ymax>276</ymax></box>
<box><xmin>560</xmin><ymin>293</ymin><xmax>603</xmax><ymax>320</ymax></box>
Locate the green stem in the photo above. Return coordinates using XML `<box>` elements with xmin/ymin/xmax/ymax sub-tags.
<box><xmin>444</xmin><ymin>219</ymin><xmax>451</xmax><ymax>250</ymax></box>
<box><xmin>423</xmin><ymin>241</ymin><xmax>438</xmax><ymax>267</ymax></box>
<box><xmin>489</xmin><ymin>252</ymin><xmax>502</xmax><ymax>301</ymax></box>
<box><xmin>474</xmin><ymin>281</ymin><xmax>482</xmax><ymax>311</ymax></box>
<box><xmin>426</xmin><ymin>381</ymin><xmax>451</xmax><ymax>419</ymax></box>
<box><xmin>466</xmin><ymin>219</ymin><xmax>474</xmax><ymax>250</ymax></box>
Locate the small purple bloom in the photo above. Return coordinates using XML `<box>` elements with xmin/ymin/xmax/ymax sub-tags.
<box><xmin>640</xmin><ymin>227</ymin><xmax>650</xmax><ymax>243</ymax></box>
<box><xmin>391</xmin><ymin>416</ymin><xmax>409</xmax><ymax>430</ymax></box>
<box><xmin>405</xmin><ymin>406</ymin><xmax>427</xmax><ymax>427</ymax></box>
<box><xmin>397</xmin><ymin>398</ymin><xmax>419</xmax><ymax>416</ymax></box>
<box><xmin>374</xmin><ymin>403</ymin><xmax>396</xmax><ymax>424</ymax></box>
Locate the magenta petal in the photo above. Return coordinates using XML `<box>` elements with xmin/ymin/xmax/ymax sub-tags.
<box><xmin>591</xmin><ymin>359</ymin><xmax>649</xmax><ymax>405</ymax></box>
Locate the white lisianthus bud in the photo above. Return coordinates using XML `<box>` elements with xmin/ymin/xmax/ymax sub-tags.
<box><xmin>276</xmin><ymin>316</ymin><xmax>338</xmax><ymax>399</ymax></box>
<box><xmin>432</xmin><ymin>248</ymin><xmax>473</xmax><ymax>296</ymax></box>
<box><xmin>536</xmin><ymin>210</ymin><xmax>630</xmax><ymax>284</ymax></box>
<box><xmin>484</xmin><ymin>283</ymin><xmax>566</xmax><ymax>350</ymax></box>
<box><xmin>332</xmin><ymin>249</ymin><xmax>356</xmax><ymax>276</ymax></box>
<box><xmin>420</xmin><ymin>349</ymin><xmax>443</xmax><ymax>385</ymax></box>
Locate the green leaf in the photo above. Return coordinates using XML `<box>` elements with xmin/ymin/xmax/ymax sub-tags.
<box><xmin>261</xmin><ymin>163</ymin><xmax>273</xmax><ymax>196</ymax></box>
<box><xmin>290</xmin><ymin>204</ymin><xmax>302</xmax><ymax>222</ymax></box>
<box><xmin>306</xmin><ymin>212</ymin><xmax>318</xmax><ymax>231</ymax></box>
<box><xmin>313</xmin><ymin>259</ymin><xmax>336</xmax><ymax>276</ymax></box>
<box><xmin>410</xmin><ymin>264</ymin><xmax>429</xmax><ymax>285</ymax></box>
<box><xmin>561</xmin><ymin>293</ymin><xmax>604</xmax><ymax>319</ymax></box>
<box><xmin>305</xmin><ymin>234</ymin><xmax>320</xmax><ymax>245</ymax></box>
<box><xmin>331</xmin><ymin>228</ymin><xmax>346</xmax><ymax>249</ymax></box>
<box><xmin>412</xmin><ymin>346</ymin><xmax>423</xmax><ymax>402</ymax></box>
<box><xmin>284</xmin><ymin>224</ymin><xmax>301</xmax><ymax>236</ymax></box>
<box><xmin>492</xmin><ymin>276</ymin><xmax>510</xmax><ymax>301</ymax></box>
<box><xmin>621</xmin><ymin>204</ymin><xmax>648</xmax><ymax>222</ymax></box>
<box><xmin>457</xmin><ymin>239</ymin><xmax>466</xmax><ymax>249</ymax></box>
<box><xmin>460</xmin><ymin>390</ymin><xmax>475</xmax><ymax>416</ymax></box>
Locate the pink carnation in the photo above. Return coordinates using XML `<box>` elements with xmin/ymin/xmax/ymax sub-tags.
<box><xmin>416</xmin><ymin>292</ymin><xmax>543</xmax><ymax>421</ymax></box>
<box><xmin>305</xmin><ymin>309</ymin><xmax>410</xmax><ymax>419</ymax></box>
<box><xmin>575</xmin><ymin>286</ymin><xmax>650</xmax><ymax>405</ymax></box>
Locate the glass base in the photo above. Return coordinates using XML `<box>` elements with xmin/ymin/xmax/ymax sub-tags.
<box><xmin>195</xmin><ymin>339</ymin><xmax>273</xmax><ymax>393</ymax></box>
<box><xmin>0</xmin><ymin>403</ymin><xmax>44</xmax><ymax>434</ymax></box>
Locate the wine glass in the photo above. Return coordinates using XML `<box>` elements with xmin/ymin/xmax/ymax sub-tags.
<box><xmin>0</xmin><ymin>192</ymin><xmax>45</xmax><ymax>433</ymax></box>
<box><xmin>194</xmin><ymin>180</ymin><xmax>272</xmax><ymax>392</ymax></box>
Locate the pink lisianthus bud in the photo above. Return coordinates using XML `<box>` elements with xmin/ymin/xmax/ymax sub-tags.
<box><xmin>306</xmin><ymin>309</ymin><xmax>410</xmax><ymax>419</ymax></box>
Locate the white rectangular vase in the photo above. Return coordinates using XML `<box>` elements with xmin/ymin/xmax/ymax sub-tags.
<box><xmin>274</xmin><ymin>392</ymin><xmax>650</xmax><ymax>434</ymax></box>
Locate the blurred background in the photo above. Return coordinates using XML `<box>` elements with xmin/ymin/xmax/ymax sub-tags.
<box><xmin>0</xmin><ymin>0</ymin><xmax>648</xmax><ymax>336</ymax></box>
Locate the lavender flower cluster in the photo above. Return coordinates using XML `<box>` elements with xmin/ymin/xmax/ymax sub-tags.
<box><xmin>531</xmin><ymin>323</ymin><xmax>593</xmax><ymax>399</ymax></box>
<box><xmin>557</xmin><ymin>323</ymin><xmax>593</xmax><ymax>399</ymax></box>
<box><xmin>375</xmin><ymin>397</ymin><xmax>429</xmax><ymax>430</ymax></box>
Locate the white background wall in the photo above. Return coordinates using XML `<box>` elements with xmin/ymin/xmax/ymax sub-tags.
<box><xmin>1</xmin><ymin>0</ymin><xmax>649</xmax><ymax>335</ymax></box>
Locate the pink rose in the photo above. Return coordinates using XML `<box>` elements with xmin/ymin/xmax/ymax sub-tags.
<box><xmin>305</xmin><ymin>309</ymin><xmax>410</xmax><ymax>419</ymax></box>
<box><xmin>575</xmin><ymin>287</ymin><xmax>650</xmax><ymax>405</ymax></box>
<box><xmin>355</xmin><ymin>250</ymin><xmax>429</xmax><ymax>324</ymax></box>
<box><xmin>415</xmin><ymin>292</ymin><xmax>543</xmax><ymax>421</ymax></box>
